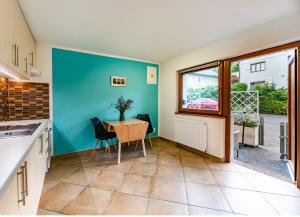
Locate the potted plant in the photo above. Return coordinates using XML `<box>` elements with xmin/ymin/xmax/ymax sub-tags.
<box><xmin>112</xmin><ymin>96</ymin><xmax>134</xmax><ymax>121</ymax></box>
<box><xmin>234</xmin><ymin>113</ymin><xmax>259</xmax><ymax>147</ymax></box>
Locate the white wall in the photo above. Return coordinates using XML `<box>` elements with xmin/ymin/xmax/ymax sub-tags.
<box><xmin>33</xmin><ymin>43</ymin><xmax>53</xmax><ymax>119</ymax></box>
<box><xmin>159</xmin><ymin>12</ymin><xmax>300</xmax><ymax>159</ymax></box>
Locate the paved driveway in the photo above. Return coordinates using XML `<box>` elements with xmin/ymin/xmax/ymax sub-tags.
<box><xmin>235</xmin><ymin>114</ymin><xmax>291</xmax><ymax>181</ymax></box>
<box><xmin>262</xmin><ymin>114</ymin><xmax>288</xmax><ymax>154</ymax></box>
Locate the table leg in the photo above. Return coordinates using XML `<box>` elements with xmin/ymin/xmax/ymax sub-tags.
<box><xmin>142</xmin><ymin>139</ymin><xmax>147</xmax><ymax>157</ymax></box>
<box><xmin>118</xmin><ymin>142</ymin><xmax>121</xmax><ymax>164</ymax></box>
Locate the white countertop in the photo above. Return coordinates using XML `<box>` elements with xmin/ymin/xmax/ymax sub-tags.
<box><xmin>0</xmin><ymin>119</ymin><xmax>50</xmax><ymax>197</ymax></box>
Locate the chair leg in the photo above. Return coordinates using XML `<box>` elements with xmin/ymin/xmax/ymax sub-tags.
<box><xmin>135</xmin><ymin>140</ymin><xmax>139</xmax><ymax>151</ymax></box>
<box><xmin>128</xmin><ymin>142</ymin><xmax>130</xmax><ymax>147</ymax></box>
<box><xmin>105</xmin><ymin>140</ymin><xmax>112</xmax><ymax>160</ymax></box>
<box><xmin>118</xmin><ymin>142</ymin><xmax>122</xmax><ymax>164</ymax></box>
<box><xmin>142</xmin><ymin>139</ymin><xmax>147</xmax><ymax>157</ymax></box>
<box><xmin>91</xmin><ymin>139</ymin><xmax>99</xmax><ymax>158</ymax></box>
<box><xmin>148</xmin><ymin>134</ymin><xmax>153</xmax><ymax>150</ymax></box>
<box><xmin>111</xmin><ymin>139</ymin><xmax>118</xmax><ymax>151</ymax></box>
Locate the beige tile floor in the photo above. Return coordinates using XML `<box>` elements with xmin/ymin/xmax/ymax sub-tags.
<box><xmin>38</xmin><ymin>139</ymin><xmax>300</xmax><ymax>215</ymax></box>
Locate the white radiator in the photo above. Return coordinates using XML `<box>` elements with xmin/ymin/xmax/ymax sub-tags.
<box><xmin>174</xmin><ymin>118</ymin><xmax>208</xmax><ymax>152</ymax></box>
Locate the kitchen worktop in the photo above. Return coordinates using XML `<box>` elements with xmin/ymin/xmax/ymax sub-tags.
<box><xmin>0</xmin><ymin>119</ymin><xmax>50</xmax><ymax>197</ymax></box>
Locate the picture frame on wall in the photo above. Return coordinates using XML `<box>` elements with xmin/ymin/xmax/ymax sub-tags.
<box><xmin>147</xmin><ymin>66</ymin><xmax>157</xmax><ymax>84</ymax></box>
<box><xmin>111</xmin><ymin>76</ymin><xmax>127</xmax><ymax>87</ymax></box>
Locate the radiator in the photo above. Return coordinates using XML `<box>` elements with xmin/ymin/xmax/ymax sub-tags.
<box><xmin>174</xmin><ymin>118</ymin><xmax>208</xmax><ymax>152</ymax></box>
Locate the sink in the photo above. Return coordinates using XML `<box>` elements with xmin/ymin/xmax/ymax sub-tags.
<box><xmin>0</xmin><ymin>123</ymin><xmax>41</xmax><ymax>138</ymax></box>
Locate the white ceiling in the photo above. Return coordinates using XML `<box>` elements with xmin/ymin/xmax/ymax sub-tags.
<box><xmin>18</xmin><ymin>0</ymin><xmax>300</xmax><ymax>62</ymax></box>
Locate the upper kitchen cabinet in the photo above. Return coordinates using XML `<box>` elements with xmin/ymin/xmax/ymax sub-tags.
<box><xmin>0</xmin><ymin>0</ymin><xmax>36</xmax><ymax>78</ymax></box>
<box><xmin>0</xmin><ymin>0</ymin><xmax>16</xmax><ymax>67</ymax></box>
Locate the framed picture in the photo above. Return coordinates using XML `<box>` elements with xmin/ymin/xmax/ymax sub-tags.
<box><xmin>111</xmin><ymin>76</ymin><xmax>127</xmax><ymax>87</ymax></box>
<box><xmin>147</xmin><ymin>66</ymin><xmax>157</xmax><ymax>84</ymax></box>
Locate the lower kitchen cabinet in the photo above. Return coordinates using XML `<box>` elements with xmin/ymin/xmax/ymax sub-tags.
<box><xmin>0</xmin><ymin>129</ymin><xmax>49</xmax><ymax>215</ymax></box>
<box><xmin>0</xmin><ymin>173</ymin><xmax>19</xmax><ymax>214</ymax></box>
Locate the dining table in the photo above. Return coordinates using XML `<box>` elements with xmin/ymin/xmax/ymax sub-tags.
<box><xmin>103</xmin><ymin>119</ymin><xmax>149</xmax><ymax>164</ymax></box>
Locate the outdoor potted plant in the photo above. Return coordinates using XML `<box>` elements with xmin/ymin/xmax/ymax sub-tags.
<box><xmin>234</xmin><ymin>114</ymin><xmax>259</xmax><ymax>147</ymax></box>
<box><xmin>112</xmin><ymin>96</ymin><xmax>134</xmax><ymax>121</ymax></box>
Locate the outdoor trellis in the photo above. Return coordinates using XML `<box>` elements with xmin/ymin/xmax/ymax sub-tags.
<box><xmin>231</xmin><ymin>91</ymin><xmax>259</xmax><ymax>117</ymax></box>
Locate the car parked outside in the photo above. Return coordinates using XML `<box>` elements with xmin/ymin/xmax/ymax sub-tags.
<box><xmin>187</xmin><ymin>98</ymin><xmax>218</xmax><ymax>110</ymax></box>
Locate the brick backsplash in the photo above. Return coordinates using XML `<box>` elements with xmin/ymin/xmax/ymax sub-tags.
<box><xmin>0</xmin><ymin>79</ymin><xmax>49</xmax><ymax>121</ymax></box>
<box><xmin>0</xmin><ymin>78</ymin><xmax>8</xmax><ymax>121</ymax></box>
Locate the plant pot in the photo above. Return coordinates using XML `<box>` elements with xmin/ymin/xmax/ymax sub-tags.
<box><xmin>234</xmin><ymin>125</ymin><xmax>259</xmax><ymax>147</ymax></box>
<box><xmin>119</xmin><ymin>111</ymin><xmax>125</xmax><ymax>121</ymax></box>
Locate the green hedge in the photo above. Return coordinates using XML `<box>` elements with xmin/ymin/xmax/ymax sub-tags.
<box><xmin>187</xmin><ymin>85</ymin><xmax>218</xmax><ymax>101</ymax></box>
<box><xmin>254</xmin><ymin>83</ymin><xmax>287</xmax><ymax>115</ymax></box>
<box><xmin>231</xmin><ymin>83</ymin><xmax>248</xmax><ymax>92</ymax></box>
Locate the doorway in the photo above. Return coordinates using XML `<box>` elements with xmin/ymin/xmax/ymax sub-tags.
<box><xmin>230</xmin><ymin>49</ymin><xmax>296</xmax><ymax>182</ymax></box>
<box><xmin>224</xmin><ymin>42</ymin><xmax>300</xmax><ymax>188</ymax></box>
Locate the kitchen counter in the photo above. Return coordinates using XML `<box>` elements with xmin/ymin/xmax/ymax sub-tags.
<box><xmin>0</xmin><ymin>119</ymin><xmax>50</xmax><ymax>197</ymax></box>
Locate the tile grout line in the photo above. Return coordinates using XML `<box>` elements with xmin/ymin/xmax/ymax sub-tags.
<box><xmin>58</xmin><ymin>185</ymin><xmax>87</xmax><ymax>214</ymax></box>
<box><xmin>100</xmin><ymin>191</ymin><xmax>119</xmax><ymax>215</ymax></box>
<box><xmin>259</xmin><ymin>192</ymin><xmax>281</xmax><ymax>215</ymax></box>
<box><xmin>179</xmin><ymin>155</ymin><xmax>191</xmax><ymax>215</ymax></box>
<box><xmin>38</xmin><ymin>207</ymin><xmax>64</xmax><ymax>215</ymax></box>
<box><xmin>107</xmin><ymin>190</ymin><xmax>236</xmax><ymax>215</ymax></box>
<box><xmin>209</xmin><ymin>164</ymin><xmax>234</xmax><ymax>213</ymax></box>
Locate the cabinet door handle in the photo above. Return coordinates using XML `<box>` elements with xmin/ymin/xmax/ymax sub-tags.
<box><xmin>17</xmin><ymin>166</ymin><xmax>25</xmax><ymax>206</ymax></box>
<box><xmin>30</xmin><ymin>52</ymin><xmax>34</xmax><ymax>67</ymax></box>
<box><xmin>24</xmin><ymin>161</ymin><xmax>28</xmax><ymax>196</ymax></box>
<box><xmin>12</xmin><ymin>44</ymin><xmax>17</xmax><ymax>66</ymax></box>
<box><xmin>16</xmin><ymin>46</ymin><xmax>19</xmax><ymax>67</ymax></box>
<box><xmin>24</xmin><ymin>58</ymin><xmax>28</xmax><ymax>74</ymax></box>
<box><xmin>39</xmin><ymin>135</ymin><xmax>44</xmax><ymax>154</ymax></box>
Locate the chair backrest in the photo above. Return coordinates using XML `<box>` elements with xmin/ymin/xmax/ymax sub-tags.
<box><xmin>90</xmin><ymin>117</ymin><xmax>107</xmax><ymax>139</ymax></box>
<box><xmin>137</xmin><ymin>114</ymin><xmax>154</xmax><ymax>133</ymax></box>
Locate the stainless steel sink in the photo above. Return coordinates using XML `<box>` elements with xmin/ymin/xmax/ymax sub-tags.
<box><xmin>0</xmin><ymin>123</ymin><xmax>41</xmax><ymax>138</ymax></box>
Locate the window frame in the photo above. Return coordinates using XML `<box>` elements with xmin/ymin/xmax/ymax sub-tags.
<box><xmin>250</xmin><ymin>61</ymin><xmax>266</xmax><ymax>73</ymax></box>
<box><xmin>250</xmin><ymin>81</ymin><xmax>265</xmax><ymax>89</ymax></box>
<box><xmin>177</xmin><ymin>61</ymin><xmax>223</xmax><ymax>116</ymax></box>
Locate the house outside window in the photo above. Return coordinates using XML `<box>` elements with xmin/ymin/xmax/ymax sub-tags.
<box><xmin>238</xmin><ymin>51</ymin><xmax>290</xmax><ymax>89</ymax></box>
<box><xmin>250</xmin><ymin>61</ymin><xmax>266</xmax><ymax>72</ymax></box>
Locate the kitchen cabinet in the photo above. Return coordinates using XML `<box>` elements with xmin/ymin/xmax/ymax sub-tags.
<box><xmin>0</xmin><ymin>128</ymin><xmax>49</xmax><ymax>215</ymax></box>
<box><xmin>0</xmin><ymin>172</ymin><xmax>19</xmax><ymax>214</ymax></box>
<box><xmin>0</xmin><ymin>0</ymin><xmax>36</xmax><ymax>78</ymax></box>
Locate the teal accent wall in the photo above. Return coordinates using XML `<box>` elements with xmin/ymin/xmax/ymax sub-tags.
<box><xmin>52</xmin><ymin>48</ymin><xmax>159</xmax><ymax>155</ymax></box>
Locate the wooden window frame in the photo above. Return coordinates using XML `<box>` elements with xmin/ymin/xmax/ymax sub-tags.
<box><xmin>177</xmin><ymin>61</ymin><xmax>224</xmax><ymax>116</ymax></box>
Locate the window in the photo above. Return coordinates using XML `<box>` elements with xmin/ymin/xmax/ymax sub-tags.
<box><xmin>178</xmin><ymin>61</ymin><xmax>222</xmax><ymax>115</ymax></box>
<box><xmin>250</xmin><ymin>81</ymin><xmax>265</xmax><ymax>89</ymax></box>
<box><xmin>250</xmin><ymin>61</ymin><xmax>266</xmax><ymax>72</ymax></box>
